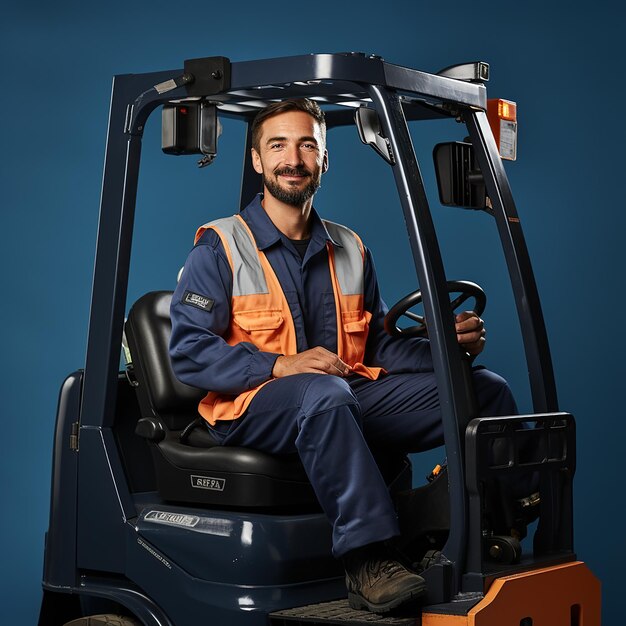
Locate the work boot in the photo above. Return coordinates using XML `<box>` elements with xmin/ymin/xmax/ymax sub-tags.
<box><xmin>343</xmin><ymin>543</ymin><xmax>426</xmax><ymax>613</ymax></box>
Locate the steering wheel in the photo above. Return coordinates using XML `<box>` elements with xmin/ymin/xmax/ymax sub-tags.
<box><xmin>384</xmin><ymin>280</ymin><xmax>486</xmax><ymax>338</ymax></box>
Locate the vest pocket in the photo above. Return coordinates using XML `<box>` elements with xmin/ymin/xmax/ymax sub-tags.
<box><xmin>232</xmin><ymin>310</ymin><xmax>285</xmax><ymax>353</ymax></box>
<box><xmin>341</xmin><ymin>310</ymin><xmax>371</xmax><ymax>364</ymax></box>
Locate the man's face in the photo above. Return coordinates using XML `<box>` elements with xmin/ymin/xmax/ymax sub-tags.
<box><xmin>251</xmin><ymin>110</ymin><xmax>328</xmax><ymax>207</ymax></box>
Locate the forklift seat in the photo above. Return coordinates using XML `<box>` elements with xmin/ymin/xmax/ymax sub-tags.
<box><xmin>125</xmin><ymin>291</ymin><xmax>317</xmax><ymax>508</ymax></box>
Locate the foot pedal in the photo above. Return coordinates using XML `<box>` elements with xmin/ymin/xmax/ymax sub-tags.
<box><xmin>270</xmin><ymin>599</ymin><xmax>418</xmax><ymax>626</ymax></box>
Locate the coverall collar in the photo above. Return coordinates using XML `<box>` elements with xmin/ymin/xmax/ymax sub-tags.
<box><xmin>241</xmin><ymin>194</ymin><xmax>343</xmax><ymax>251</ymax></box>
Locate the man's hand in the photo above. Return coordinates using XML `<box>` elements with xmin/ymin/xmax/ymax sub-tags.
<box><xmin>455</xmin><ymin>311</ymin><xmax>486</xmax><ymax>356</ymax></box>
<box><xmin>272</xmin><ymin>347</ymin><xmax>352</xmax><ymax>378</ymax></box>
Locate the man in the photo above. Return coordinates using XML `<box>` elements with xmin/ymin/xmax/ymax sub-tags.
<box><xmin>169</xmin><ymin>99</ymin><xmax>517</xmax><ymax>613</ymax></box>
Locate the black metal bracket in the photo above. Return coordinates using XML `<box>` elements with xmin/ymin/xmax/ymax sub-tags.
<box><xmin>464</xmin><ymin>413</ymin><xmax>576</xmax><ymax>591</ymax></box>
<box><xmin>437</xmin><ymin>61</ymin><xmax>490</xmax><ymax>83</ymax></box>
<box><xmin>183</xmin><ymin>56</ymin><xmax>231</xmax><ymax>97</ymax></box>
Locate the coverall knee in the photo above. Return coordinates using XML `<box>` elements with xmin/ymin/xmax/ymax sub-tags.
<box><xmin>209</xmin><ymin>373</ymin><xmax>401</xmax><ymax>556</ymax></box>
<box><xmin>353</xmin><ymin>367</ymin><xmax>517</xmax><ymax>454</ymax></box>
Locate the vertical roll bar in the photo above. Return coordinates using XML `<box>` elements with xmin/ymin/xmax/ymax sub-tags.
<box><xmin>368</xmin><ymin>86</ymin><xmax>476</xmax><ymax>594</ymax></box>
<box><xmin>465</xmin><ymin>110</ymin><xmax>558</xmax><ymax>413</ymax></box>
<box><xmin>81</xmin><ymin>71</ymin><xmax>179</xmax><ymax>430</ymax></box>
<box><xmin>81</xmin><ymin>76</ymin><xmax>146</xmax><ymax>429</ymax></box>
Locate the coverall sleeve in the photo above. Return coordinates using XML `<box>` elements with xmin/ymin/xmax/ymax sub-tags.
<box><xmin>363</xmin><ymin>247</ymin><xmax>434</xmax><ymax>373</ymax></box>
<box><xmin>169</xmin><ymin>231</ymin><xmax>281</xmax><ymax>394</ymax></box>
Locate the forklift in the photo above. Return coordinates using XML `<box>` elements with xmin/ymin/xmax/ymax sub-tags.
<box><xmin>39</xmin><ymin>53</ymin><xmax>601</xmax><ymax>626</ymax></box>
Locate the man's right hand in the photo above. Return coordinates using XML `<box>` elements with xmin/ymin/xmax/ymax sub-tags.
<box><xmin>272</xmin><ymin>347</ymin><xmax>352</xmax><ymax>378</ymax></box>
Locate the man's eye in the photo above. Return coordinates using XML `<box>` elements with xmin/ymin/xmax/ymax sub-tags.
<box><xmin>302</xmin><ymin>143</ymin><xmax>317</xmax><ymax>150</ymax></box>
<box><xmin>270</xmin><ymin>143</ymin><xmax>284</xmax><ymax>150</ymax></box>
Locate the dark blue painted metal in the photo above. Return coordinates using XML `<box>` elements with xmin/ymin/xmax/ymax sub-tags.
<box><xmin>126</xmin><ymin>508</ymin><xmax>344</xmax><ymax>626</ymax></box>
<box><xmin>42</xmin><ymin>371</ymin><xmax>83</xmax><ymax>589</ymax></box>
<box><xmin>367</xmin><ymin>85</ymin><xmax>474</xmax><ymax>598</ymax></box>
<box><xmin>133</xmin><ymin>506</ymin><xmax>340</xmax><ymax>584</ymax></box>
<box><xmin>78</xmin><ymin>575</ymin><xmax>175</xmax><ymax>626</ymax></box>
<box><xmin>81</xmin><ymin>74</ymin><xmax>146</xmax><ymax>432</ymax></box>
<box><xmin>465</xmin><ymin>110</ymin><xmax>558</xmax><ymax>414</ymax></box>
<box><xmin>383</xmin><ymin>62</ymin><xmax>487</xmax><ymax>109</ymax></box>
<box><xmin>77</xmin><ymin>426</ymin><xmax>136</xmax><ymax>573</ymax></box>
<box><xmin>76</xmin><ymin>427</ymin><xmax>128</xmax><ymax>573</ymax></box>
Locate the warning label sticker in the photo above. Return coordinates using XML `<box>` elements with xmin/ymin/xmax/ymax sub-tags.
<box><xmin>499</xmin><ymin>120</ymin><xmax>517</xmax><ymax>160</ymax></box>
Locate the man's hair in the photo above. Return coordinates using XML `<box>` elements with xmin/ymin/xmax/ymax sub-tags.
<box><xmin>251</xmin><ymin>99</ymin><xmax>326</xmax><ymax>152</ymax></box>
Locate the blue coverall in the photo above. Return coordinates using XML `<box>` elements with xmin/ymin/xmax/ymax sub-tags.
<box><xmin>170</xmin><ymin>195</ymin><xmax>518</xmax><ymax>556</ymax></box>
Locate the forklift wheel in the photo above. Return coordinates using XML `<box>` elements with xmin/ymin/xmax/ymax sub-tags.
<box><xmin>64</xmin><ymin>616</ymin><xmax>140</xmax><ymax>626</ymax></box>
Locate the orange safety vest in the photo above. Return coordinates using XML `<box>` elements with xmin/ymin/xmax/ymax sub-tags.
<box><xmin>193</xmin><ymin>214</ymin><xmax>384</xmax><ymax>425</ymax></box>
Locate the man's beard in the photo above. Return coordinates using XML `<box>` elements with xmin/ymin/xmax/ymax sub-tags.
<box><xmin>263</xmin><ymin>166</ymin><xmax>321</xmax><ymax>207</ymax></box>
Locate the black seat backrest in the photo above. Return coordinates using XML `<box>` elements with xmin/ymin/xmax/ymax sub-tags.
<box><xmin>125</xmin><ymin>291</ymin><xmax>205</xmax><ymax>431</ymax></box>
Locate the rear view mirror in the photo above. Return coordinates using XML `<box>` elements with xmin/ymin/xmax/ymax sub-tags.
<box><xmin>355</xmin><ymin>107</ymin><xmax>395</xmax><ymax>164</ymax></box>
<box><xmin>433</xmin><ymin>142</ymin><xmax>487</xmax><ymax>210</ymax></box>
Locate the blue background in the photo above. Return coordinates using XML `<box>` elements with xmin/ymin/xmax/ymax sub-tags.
<box><xmin>2</xmin><ymin>1</ymin><xmax>624</xmax><ymax>624</ymax></box>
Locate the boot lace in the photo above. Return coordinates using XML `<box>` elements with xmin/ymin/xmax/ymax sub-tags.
<box><xmin>366</xmin><ymin>558</ymin><xmax>405</xmax><ymax>580</ymax></box>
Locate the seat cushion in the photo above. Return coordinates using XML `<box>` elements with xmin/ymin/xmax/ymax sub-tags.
<box><xmin>158</xmin><ymin>430</ymin><xmax>309</xmax><ymax>479</ymax></box>
<box><xmin>150</xmin><ymin>431</ymin><xmax>315</xmax><ymax>507</ymax></box>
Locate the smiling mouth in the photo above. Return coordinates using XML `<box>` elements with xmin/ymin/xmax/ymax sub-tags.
<box><xmin>275</xmin><ymin>167</ymin><xmax>310</xmax><ymax>180</ymax></box>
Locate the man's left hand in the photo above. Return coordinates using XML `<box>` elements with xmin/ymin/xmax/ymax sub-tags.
<box><xmin>455</xmin><ymin>311</ymin><xmax>486</xmax><ymax>356</ymax></box>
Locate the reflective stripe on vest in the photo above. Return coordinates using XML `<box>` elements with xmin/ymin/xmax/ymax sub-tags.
<box><xmin>194</xmin><ymin>215</ymin><xmax>383</xmax><ymax>424</ymax></box>
<box><xmin>196</xmin><ymin>217</ymin><xmax>268</xmax><ymax>296</ymax></box>
<box><xmin>322</xmin><ymin>220</ymin><xmax>364</xmax><ymax>296</ymax></box>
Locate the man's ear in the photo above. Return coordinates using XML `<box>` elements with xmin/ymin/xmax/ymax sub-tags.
<box><xmin>322</xmin><ymin>149</ymin><xmax>329</xmax><ymax>173</ymax></box>
<box><xmin>251</xmin><ymin>148</ymin><xmax>263</xmax><ymax>174</ymax></box>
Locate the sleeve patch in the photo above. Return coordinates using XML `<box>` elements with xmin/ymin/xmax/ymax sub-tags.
<box><xmin>182</xmin><ymin>290</ymin><xmax>215</xmax><ymax>312</ymax></box>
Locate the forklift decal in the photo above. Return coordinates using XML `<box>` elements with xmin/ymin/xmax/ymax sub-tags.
<box><xmin>136</xmin><ymin>538</ymin><xmax>172</xmax><ymax>569</ymax></box>
<box><xmin>144</xmin><ymin>511</ymin><xmax>200</xmax><ymax>528</ymax></box>
<box><xmin>191</xmin><ymin>475</ymin><xmax>226</xmax><ymax>491</ymax></box>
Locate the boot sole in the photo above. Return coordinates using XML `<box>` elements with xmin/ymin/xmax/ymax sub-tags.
<box><xmin>347</xmin><ymin>582</ymin><xmax>426</xmax><ymax>614</ymax></box>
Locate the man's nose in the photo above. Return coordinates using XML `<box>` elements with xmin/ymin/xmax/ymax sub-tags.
<box><xmin>284</xmin><ymin>144</ymin><xmax>303</xmax><ymax>166</ymax></box>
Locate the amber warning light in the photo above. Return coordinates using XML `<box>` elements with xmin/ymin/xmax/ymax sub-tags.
<box><xmin>487</xmin><ymin>98</ymin><xmax>517</xmax><ymax>161</ymax></box>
